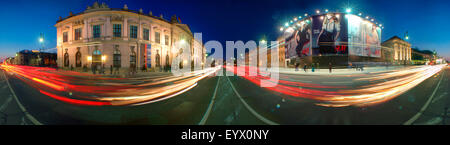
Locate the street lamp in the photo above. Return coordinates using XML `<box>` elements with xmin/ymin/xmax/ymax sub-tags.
<box><xmin>346</xmin><ymin>8</ymin><xmax>352</xmax><ymax>13</ymax></box>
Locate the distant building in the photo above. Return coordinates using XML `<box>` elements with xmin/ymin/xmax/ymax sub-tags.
<box><xmin>55</xmin><ymin>2</ymin><xmax>205</xmax><ymax>72</ymax></box>
<box><xmin>15</xmin><ymin>50</ymin><xmax>57</xmax><ymax>67</ymax></box>
<box><xmin>381</xmin><ymin>36</ymin><xmax>411</xmax><ymax>65</ymax></box>
<box><xmin>411</xmin><ymin>48</ymin><xmax>434</xmax><ymax>65</ymax></box>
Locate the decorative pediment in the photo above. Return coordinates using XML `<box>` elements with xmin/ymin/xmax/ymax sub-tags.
<box><xmin>111</xmin><ymin>15</ymin><xmax>124</xmax><ymax>21</ymax></box>
<box><xmin>73</xmin><ymin>20</ymin><xmax>84</xmax><ymax>26</ymax></box>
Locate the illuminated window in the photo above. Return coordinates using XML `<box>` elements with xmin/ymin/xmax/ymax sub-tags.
<box><xmin>165</xmin><ymin>35</ymin><xmax>169</xmax><ymax>45</ymax></box>
<box><xmin>113</xmin><ymin>45</ymin><xmax>121</xmax><ymax>67</ymax></box>
<box><xmin>74</xmin><ymin>28</ymin><xmax>82</xmax><ymax>40</ymax></box>
<box><xmin>93</xmin><ymin>25</ymin><xmax>101</xmax><ymax>38</ymax></box>
<box><xmin>113</xmin><ymin>24</ymin><xmax>121</xmax><ymax>37</ymax></box>
<box><xmin>155</xmin><ymin>32</ymin><xmax>160</xmax><ymax>44</ymax></box>
<box><xmin>130</xmin><ymin>25</ymin><xmax>138</xmax><ymax>39</ymax></box>
<box><xmin>63</xmin><ymin>32</ymin><xmax>68</xmax><ymax>42</ymax></box>
<box><xmin>143</xmin><ymin>28</ymin><xmax>150</xmax><ymax>40</ymax></box>
<box><xmin>75</xmin><ymin>47</ymin><xmax>81</xmax><ymax>67</ymax></box>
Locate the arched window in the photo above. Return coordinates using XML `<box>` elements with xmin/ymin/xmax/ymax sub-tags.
<box><xmin>130</xmin><ymin>46</ymin><xmax>136</xmax><ymax>68</ymax></box>
<box><xmin>113</xmin><ymin>45</ymin><xmax>121</xmax><ymax>67</ymax></box>
<box><xmin>64</xmin><ymin>48</ymin><xmax>69</xmax><ymax>67</ymax></box>
<box><xmin>165</xmin><ymin>52</ymin><xmax>169</xmax><ymax>66</ymax></box>
<box><xmin>155</xmin><ymin>50</ymin><xmax>161</xmax><ymax>67</ymax></box>
<box><xmin>75</xmin><ymin>47</ymin><xmax>82</xmax><ymax>67</ymax></box>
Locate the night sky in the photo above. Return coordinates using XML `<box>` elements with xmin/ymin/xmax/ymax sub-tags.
<box><xmin>1</xmin><ymin>0</ymin><xmax>449</xmax><ymax>60</ymax></box>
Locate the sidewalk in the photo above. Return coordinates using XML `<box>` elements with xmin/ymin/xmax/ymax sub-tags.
<box><xmin>274</xmin><ymin>65</ymin><xmax>419</xmax><ymax>75</ymax></box>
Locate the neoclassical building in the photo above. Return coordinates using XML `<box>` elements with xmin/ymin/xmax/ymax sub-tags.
<box><xmin>381</xmin><ymin>36</ymin><xmax>411</xmax><ymax>64</ymax></box>
<box><xmin>55</xmin><ymin>2</ymin><xmax>205</xmax><ymax>71</ymax></box>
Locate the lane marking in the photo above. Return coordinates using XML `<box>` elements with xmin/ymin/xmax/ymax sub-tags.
<box><xmin>403</xmin><ymin>70</ymin><xmax>445</xmax><ymax>125</ymax></box>
<box><xmin>2</xmin><ymin>70</ymin><xmax>43</xmax><ymax>125</ymax></box>
<box><xmin>198</xmin><ymin>76</ymin><xmax>221</xmax><ymax>125</ymax></box>
<box><xmin>0</xmin><ymin>97</ymin><xmax>12</xmax><ymax>111</ymax></box>
<box><xmin>226</xmin><ymin>76</ymin><xmax>279</xmax><ymax>125</ymax></box>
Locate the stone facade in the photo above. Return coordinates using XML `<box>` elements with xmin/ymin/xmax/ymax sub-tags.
<box><xmin>55</xmin><ymin>2</ymin><xmax>205</xmax><ymax>71</ymax></box>
<box><xmin>381</xmin><ymin>36</ymin><xmax>411</xmax><ymax>64</ymax></box>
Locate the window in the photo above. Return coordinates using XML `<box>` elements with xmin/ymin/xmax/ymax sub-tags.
<box><xmin>113</xmin><ymin>24</ymin><xmax>122</xmax><ymax>38</ymax></box>
<box><xmin>92</xmin><ymin>47</ymin><xmax>101</xmax><ymax>63</ymax></box>
<box><xmin>143</xmin><ymin>28</ymin><xmax>150</xmax><ymax>40</ymax></box>
<box><xmin>74</xmin><ymin>28</ymin><xmax>82</xmax><ymax>40</ymax></box>
<box><xmin>93</xmin><ymin>25</ymin><xmax>101</xmax><ymax>38</ymax></box>
<box><xmin>130</xmin><ymin>25</ymin><xmax>138</xmax><ymax>39</ymax></box>
<box><xmin>155</xmin><ymin>32</ymin><xmax>160</xmax><ymax>44</ymax></box>
<box><xmin>165</xmin><ymin>35</ymin><xmax>169</xmax><ymax>45</ymax></box>
<box><xmin>63</xmin><ymin>32</ymin><xmax>68</xmax><ymax>42</ymax></box>
<box><xmin>156</xmin><ymin>50</ymin><xmax>161</xmax><ymax>67</ymax></box>
<box><xmin>75</xmin><ymin>47</ymin><xmax>81</xmax><ymax>67</ymax></box>
<box><xmin>113</xmin><ymin>45</ymin><xmax>121</xmax><ymax>67</ymax></box>
<box><xmin>130</xmin><ymin>46</ymin><xmax>136</xmax><ymax>68</ymax></box>
<box><xmin>64</xmin><ymin>49</ymin><xmax>69</xmax><ymax>67</ymax></box>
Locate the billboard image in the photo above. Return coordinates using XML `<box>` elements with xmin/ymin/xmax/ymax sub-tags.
<box><xmin>283</xmin><ymin>13</ymin><xmax>381</xmax><ymax>59</ymax></box>
<box><xmin>285</xmin><ymin>19</ymin><xmax>312</xmax><ymax>59</ymax></box>
<box><xmin>347</xmin><ymin>15</ymin><xmax>381</xmax><ymax>57</ymax></box>
<box><xmin>312</xmin><ymin>13</ymin><xmax>348</xmax><ymax>56</ymax></box>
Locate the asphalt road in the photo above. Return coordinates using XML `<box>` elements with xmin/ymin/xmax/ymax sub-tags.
<box><xmin>0</xmin><ymin>65</ymin><xmax>448</xmax><ymax>125</ymax></box>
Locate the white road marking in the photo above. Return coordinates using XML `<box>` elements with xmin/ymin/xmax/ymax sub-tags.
<box><xmin>432</xmin><ymin>92</ymin><xmax>447</xmax><ymax>104</ymax></box>
<box><xmin>403</xmin><ymin>71</ymin><xmax>445</xmax><ymax>125</ymax></box>
<box><xmin>0</xmin><ymin>97</ymin><xmax>12</xmax><ymax>111</ymax></box>
<box><xmin>2</xmin><ymin>70</ymin><xmax>43</xmax><ymax>125</ymax></box>
<box><xmin>226</xmin><ymin>76</ymin><xmax>279</xmax><ymax>125</ymax></box>
<box><xmin>198</xmin><ymin>76</ymin><xmax>221</xmax><ymax>125</ymax></box>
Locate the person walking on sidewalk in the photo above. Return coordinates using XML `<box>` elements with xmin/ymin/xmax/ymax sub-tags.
<box><xmin>295</xmin><ymin>63</ymin><xmax>300</xmax><ymax>71</ymax></box>
<box><xmin>311</xmin><ymin>63</ymin><xmax>315</xmax><ymax>72</ymax></box>
<box><xmin>303</xmin><ymin>64</ymin><xmax>307</xmax><ymax>72</ymax></box>
<box><xmin>329</xmin><ymin>62</ymin><xmax>332</xmax><ymax>73</ymax></box>
<box><xmin>316</xmin><ymin>63</ymin><xmax>320</xmax><ymax>71</ymax></box>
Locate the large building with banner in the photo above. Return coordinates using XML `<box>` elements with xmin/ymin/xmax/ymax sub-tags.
<box><xmin>280</xmin><ymin>12</ymin><xmax>383</xmax><ymax>67</ymax></box>
<box><xmin>55</xmin><ymin>2</ymin><xmax>205</xmax><ymax>72</ymax></box>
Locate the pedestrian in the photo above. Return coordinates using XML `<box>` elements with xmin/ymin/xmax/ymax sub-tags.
<box><xmin>316</xmin><ymin>63</ymin><xmax>320</xmax><ymax>71</ymax></box>
<box><xmin>295</xmin><ymin>63</ymin><xmax>299</xmax><ymax>71</ymax></box>
<box><xmin>70</xmin><ymin>64</ymin><xmax>74</xmax><ymax>71</ymax></box>
<box><xmin>92</xmin><ymin>64</ymin><xmax>96</xmax><ymax>74</ymax></box>
<box><xmin>110</xmin><ymin>65</ymin><xmax>113</xmax><ymax>75</ymax></box>
<box><xmin>83</xmin><ymin>64</ymin><xmax>87</xmax><ymax>72</ymax></box>
<box><xmin>114</xmin><ymin>66</ymin><xmax>120</xmax><ymax>75</ymax></box>
<box><xmin>303</xmin><ymin>64</ymin><xmax>307</xmax><ymax>72</ymax></box>
<box><xmin>311</xmin><ymin>64</ymin><xmax>315</xmax><ymax>72</ymax></box>
<box><xmin>329</xmin><ymin>62</ymin><xmax>332</xmax><ymax>73</ymax></box>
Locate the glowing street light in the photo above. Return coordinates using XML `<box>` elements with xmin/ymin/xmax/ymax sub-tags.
<box><xmin>316</xmin><ymin>10</ymin><xmax>320</xmax><ymax>14</ymax></box>
<box><xmin>358</xmin><ymin>13</ymin><xmax>362</xmax><ymax>16</ymax></box>
<box><xmin>325</xmin><ymin>9</ymin><xmax>329</xmax><ymax>12</ymax></box>
<box><xmin>346</xmin><ymin>8</ymin><xmax>352</xmax><ymax>13</ymax></box>
<box><xmin>39</xmin><ymin>38</ymin><xmax>44</xmax><ymax>43</ymax></box>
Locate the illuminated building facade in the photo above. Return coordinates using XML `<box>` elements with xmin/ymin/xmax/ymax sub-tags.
<box><xmin>55</xmin><ymin>2</ymin><xmax>205</xmax><ymax>71</ymax></box>
<box><xmin>381</xmin><ymin>36</ymin><xmax>411</xmax><ymax>65</ymax></box>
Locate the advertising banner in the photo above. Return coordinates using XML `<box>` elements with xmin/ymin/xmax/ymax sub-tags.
<box><xmin>284</xmin><ymin>19</ymin><xmax>312</xmax><ymax>59</ymax></box>
<box><xmin>347</xmin><ymin>15</ymin><xmax>381</xmax><ymax>57</ymax></box>
<box><xmin>311</xmin><ymin>13</ymin><xmax>348</xmax><ymax>56</ymax></box>
<box><xmin>146</xmin><ymin>44</ymin><xmax>151</xmax><ymax>68</ymax></box>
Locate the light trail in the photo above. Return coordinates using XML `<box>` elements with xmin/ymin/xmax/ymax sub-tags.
<box><xmin>0</xmin><ymin>64</ymin><xmax>220</xmax><ymax>106</ymax></box>
<box><xmin>225</xmin><ymin>65</ymin><xmax>446</xmax><ymax>107</ymax></box>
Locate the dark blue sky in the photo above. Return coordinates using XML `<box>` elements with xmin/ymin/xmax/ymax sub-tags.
<box><xmin>1</xmin><ymin>0</ymin><xmax>449</xmax><ymax>60</ymax></box>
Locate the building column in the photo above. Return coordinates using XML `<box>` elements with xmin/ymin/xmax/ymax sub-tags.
<box><xmin>123</xmin><ymin>18</ymin><xmax>128</xmax><ymax>40</ymax></box>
